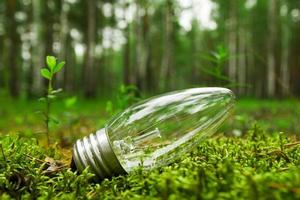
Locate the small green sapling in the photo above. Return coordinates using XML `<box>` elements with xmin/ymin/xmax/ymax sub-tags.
<box><xmin>40</xmin><ymin>56</ymin><xmax>65</xmax><ymax>146</ymax></box>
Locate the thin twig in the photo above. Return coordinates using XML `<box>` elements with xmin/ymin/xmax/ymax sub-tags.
<box><xmin>23</xmin><ymin>153</ymin><xmax>69</xmax><ymax>169</ymax></box>
<box><xmin>23</xmin><ymin>153</ymin><xmax>46</xmax><ymax>164</ymax></box>
<box><xmin>283</xmin><ymin>141</ymin><xmax>300</xmax><ymax>149</ymax></box>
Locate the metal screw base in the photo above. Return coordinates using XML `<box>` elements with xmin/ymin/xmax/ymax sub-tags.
<box><xmin>72</xmin><ymin>128</ymin><xmax>126</xmax><ymax>180</ymax></box>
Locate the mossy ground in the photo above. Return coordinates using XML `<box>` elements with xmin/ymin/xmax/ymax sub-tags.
<box><xmin>0</xmin><ymin>98</ymin><xmax>300</xmax><ymax>199</ymax></box>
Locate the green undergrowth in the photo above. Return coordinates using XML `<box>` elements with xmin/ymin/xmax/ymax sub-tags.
<box><xmin>1</xmin><ymin>126</ymin><xmax>300</xmax><ymax>199</ymax></box>
<box><xmin>1</xmin><ymin>98</ymin><xmax>300</xmax><ymax>141</ymax></box>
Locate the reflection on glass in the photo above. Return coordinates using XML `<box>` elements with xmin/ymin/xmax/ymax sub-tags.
<box><xmin>107</xmin><ymin>87</ymin><xmax>235</xmax><ymax>172</ymax></box>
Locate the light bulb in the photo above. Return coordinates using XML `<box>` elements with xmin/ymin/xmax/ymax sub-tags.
<box><xmin>72</xmin><ymin>87</ymin><xmax>235</xmax><ymax>179</ymax></box>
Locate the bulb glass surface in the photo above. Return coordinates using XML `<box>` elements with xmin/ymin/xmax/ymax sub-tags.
<box><xmin>106</xmin><ymin>87</ymin><xmax>235</xmax><ymax>172</ymax></box>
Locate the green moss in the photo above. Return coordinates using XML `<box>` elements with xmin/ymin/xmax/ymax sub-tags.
<box><xmin>1</xmin><ymin>126</ymin><xmax>300</xmax><ymax>199</ymax></box>
<box><xmin>0</xmin><ymin>98</ymin><xmax>300</xmax><ymax>199</ymax></box>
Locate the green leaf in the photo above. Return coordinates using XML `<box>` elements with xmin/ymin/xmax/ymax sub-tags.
<box><xmin>46</xmin><ymin>56</ymin><xmax>57</xmax><ymax>70</ymax></box>
<box><xmin>50</xmin><ymin>88</ymin><xmax>63</xmax><ymax>95</ymax></box>
<box><xmin>49</xmin><ymin>116</ymin><xmax>59</xmax><ymax>124</ymax></box>
<box><xmin>53</xmin><ymin>61</ymin><xmax>65</xmax><ymax>73</ymax></box>
<box><xmin>40</xmin><ymin>68</ymin><xmax>51</xmax><ymax>80</ymax></box>
<box><xmin>47</xmin><ymin>94</ymin><xmax>56</xmax><ymax>99</ymax></box>
<box><xmin>64</xmin><ymin>96</ymin><xmax>77</xmax><ymax>108</ymax></box>
<box><xmin>35</xmin><ymin>110</ymin><xmax>44</xmax><ymax>114</ymax></box>
<box><xmin>38</xmin><ymin>97</ymin><xmax>46</xmax><ymax>102</ymax></box>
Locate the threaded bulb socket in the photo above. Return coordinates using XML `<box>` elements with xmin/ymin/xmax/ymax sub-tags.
<box><xmin>72</xmin><ymin>128</ymin><xmax>126</xmax><ymax>179</ymax></box>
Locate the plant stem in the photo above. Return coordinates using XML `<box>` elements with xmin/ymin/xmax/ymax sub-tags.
<box><xmin>45</xmin><ymin>78</ymin><xmax>52</xmax><ymax>147</ymax></box>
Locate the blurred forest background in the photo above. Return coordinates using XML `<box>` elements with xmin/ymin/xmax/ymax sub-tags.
<box><xmin>0</xmin><ymin>0</ymin><xmax>300</xmax><ymax>98</ymax></box>
<box><xmin>2</xmin><ymin>1</ymin><xmax>300</xmax><ymax>199</ymax></box>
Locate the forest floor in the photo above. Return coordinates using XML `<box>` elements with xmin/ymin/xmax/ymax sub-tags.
<box><xmin>0</xmin><ymin>98</ymin><xmax>300</xmax><ymax>199</ymax></box>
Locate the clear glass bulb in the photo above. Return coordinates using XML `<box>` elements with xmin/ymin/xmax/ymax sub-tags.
<box><xmin>72</xmin><ymin>87</ymin><xmax>235</xmax><ymax>179</ymax></box>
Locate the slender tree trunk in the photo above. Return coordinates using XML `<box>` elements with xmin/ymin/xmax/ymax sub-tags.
<box><xmin>23</xmin><ymin>0</ymin><xmax>33</xmax><ymax>98</ymax></box>
<box><xmin>123</xmin><ymin>3</ymin><xmax>131</xmax><ymax>85</ymax></box>
<box><xmin>190</xmin><ymin>20</ymin><xmax>201</xmax><ymax>85</ymax></box>
<box><xmin>134</xmin><ymin>1</ymin><xmax>149</xmax><ymax>90</ymax></box>
<box><xmin>95</xmin><ymin>2</ymin><xmax>105</xmax><ymax>95</ymax></box>
<box><xmin>290</xmin><ymin>20</ymin><xmax>300</xmax><ymax>95</ymax></box>
<box><xmin>161</xmin><ymin>0</ymin><xmax>173</xmax><ymax>91</ymax></box>
<box><xmin>246</xmin><ymin>31</ymin><xmax>255</xmax><ymax>96</ymax></box>
<box><xmin>57</xmin><ymin>0</ymin><xmax>69</xmax><ymax>88</ymax></box>
<box><xmin>238</xmin><ymin>28</ymin><xmax>246</xmax><ymax>95</ymax></box>
<box><xmin>83</xmin><ymin>0</ymin><xmax>96</xmax><ymax>97</ymax></box>
<box><xmin>45</xmin><ymin>0</ymin><xmax>54</xmax><ymax>57</ymax></box>
<box><xmin>32</xmin><ymin>0</ymin><xmax>45</xmax><ymax>95</ymax></box>
<box><xmin>134</xmin><ymin>3</ymin><xmax>142</xmax><ymax>88</ymax></box>
<box><xmin>0</xmin><ymin>1</ymin><xmax>4</xmax><ymax>88</ymax></box>
<box><xmin>26</xmin><ymin>54</ymin><xmax>34</xmax><ymax>97</ymax></box>
<box><xmin>123</xmin><ymin>26</ymin><xmax>131</xmax><ymax>85</ymax></box>
<box><xmin>143</xmin><ymin>7</ymin><xmax>151</xmax><ymax>91</ymax></box>
<box><xmin>64</xmin><ymin>34</ymin><xmax>75</xmax><ymax>92</ymax></box>
<box><xmin>5</xmin><ymin>0</ymin><xmax>20</xmax><ymax>97</ymax></box>
<box><xmin>146</xmin><ymin>42</ymin><xmax>154</xmax><ymax>92</ymax></box>
<box><xmin>267</xmin><ymin>0</ymin><xmax>277</xmax><ymax>97</ymax></box>
<box><xmin>280</xmin><ymin>2</ymin><xmax>290</xmax><ymax>96</ymax></box>
<box><xmin>0</xmin><ymin>32</ymin><xmax>4</xmax><ymax>88</ymax></box>
<box><xmin>45</xmin><ymin>0</ymin><xmax>54</xmax><ymax>91</ymax></box>
<box><xmin>228</xmin><ymin>1</ymin><xmax>237</xmax><ymax>86</ymax></box>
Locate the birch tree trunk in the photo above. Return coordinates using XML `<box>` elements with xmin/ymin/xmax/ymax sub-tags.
<box><xmin>267</xmin><ymin>0</ymin><xmax>277</xmax><ymax>97</ymax></box>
